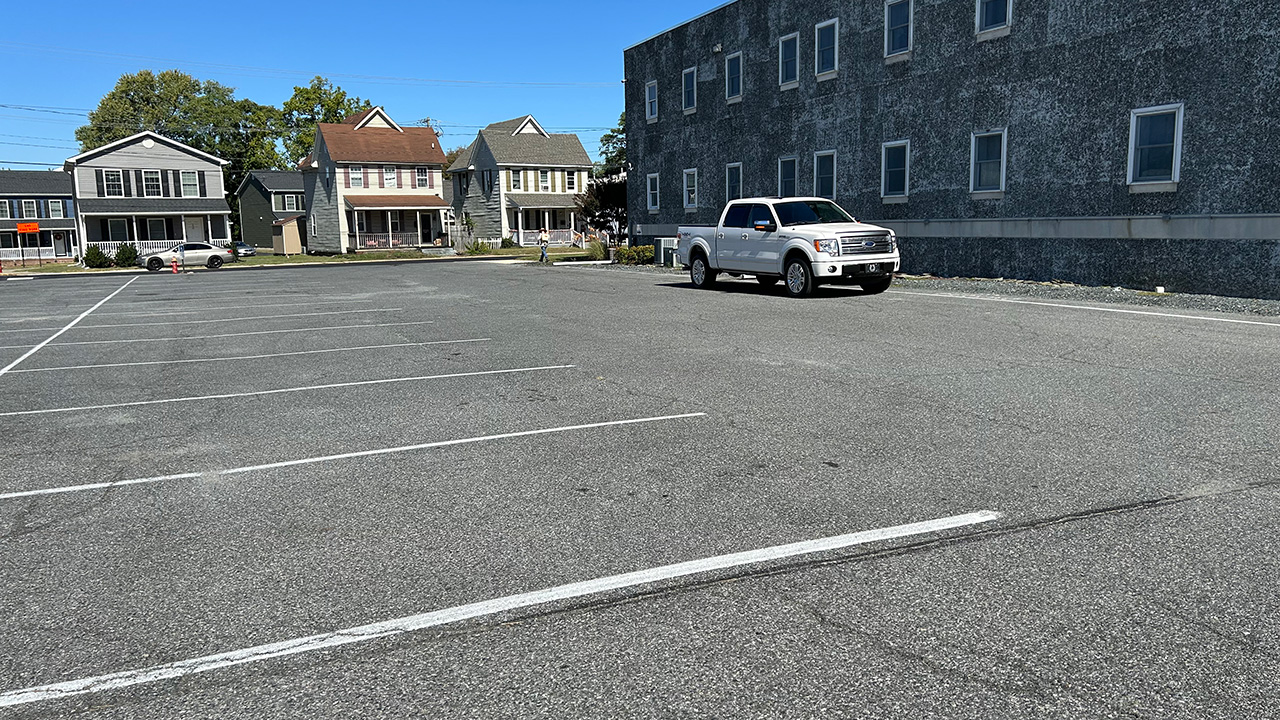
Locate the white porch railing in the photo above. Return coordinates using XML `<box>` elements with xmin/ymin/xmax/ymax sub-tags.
<box><xmin>1</xmin><ymin>247</ymin><xmax>67</xmax><ymax>262</ymax></box>
<box><xmin>88</xmin><ymin>240</ymin><xmax>180</xmax><ymax>257</ymax></box>
<box><xmin>348</xmin><ymin>232</ymin><xmax>448</xmax><ymax>250</ymax></box>
<box><xmin>517</xmin><ymin>229</ymin><xmax>576</xmax><ymax>247</ymax></box>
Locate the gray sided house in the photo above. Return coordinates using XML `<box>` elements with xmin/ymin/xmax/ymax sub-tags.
<box><xmin>0</xmin><ymin>171</ymin><xmax>76</xmax><ymax>263</ymax></box>
<box><xmin>448</xmin><ymin>116</ymin><xmax>592</xmax><ymax>246</ymax></box>
<box><xmin>235</xmin><ymin>171</ymin><xmax>308</xmax><ymax>252</ymax></box>
<box><xmin>624</xmin><ymin>0</ymin><xmax>1280</xmax><ymax>298</ymax></box>
<box><xmin>64</xmin><ymin>131</ymin><xmax>231</xmax><ymax>259</ymax></box>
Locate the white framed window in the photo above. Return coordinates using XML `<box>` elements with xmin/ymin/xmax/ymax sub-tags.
<box><xmin>726</xmin><ymin>163</ymin><xmax>743</xmax><ymax>202</ymax></box>
<box><xmin>683</xmin><ymin>67</ymin><xmax>697</xmax><ymax>112</ymax></box>
<box><xmin>646</xmin><ymin>173</ymin><xmax>660</xmax><ymax>211</ymax></box>
<box><xmin>416</xmin><ymin>167</ymin><xmax>431</xmax><ymax>188</ymax></box>
<box><xmin>566</xmin><ymin>171</ymin><xmax>577</xmax><ymax>192</ymax></box>
<box><xmin>778</xmin><ymin>156</ymin><xmax>798</xmax><ymax>197</ymax></box>
<box><xmin>886</xmin><ymin>0</ymin><xmax>913</xmax><ymax>57</ymax></box>
<box><xmin>511</xmin><ymin>169</ymin><xmax>522</xmax><ymax>191</ymax></box>
<box><xmin>48</xmin><ymin>199</ymin><xmax>64</xmax><ymax>218</ymax></box>
<box><xmin>356</xmin><ymin>211</ymin><xmax>367</xmax><ymax>233</ymax></box>
<box><xmin>0</xmin><ymin>233</ymin><xmax>13</xmax><ymax>248</ymax></box>
<box><xmin>147</xmin><ymin>218</ymin><xmax>166</xmax><ymax>240</ymax></box>
<box><xmin>0</xmin><ymin>201</ymin><xmax>9</xmax><ymax>219</ymax></box>
<box><xmin>646</xmin><ymin>81</ymin><xmax>658</xmax><ymax>122</ymax></box>
<box><xmin>389</xmin><ymin>211</ymin><xmax>401</xmax><ymax>233</ymax></box>
<box><xmin>103</xmin><ymin>170</ymin><xmax>124</xmax><ymax>197</ymax></box>
<box><xmin>142</xmin><ymin>170</ymin><xmax>162</xmax><ymax>197</ymax></box>
<box><xmin>22</xmin><ymin>200</ymin><xmax>37</xmax><ymax>219</ymax></box>
<box><xmin>1128</xmin><ymin>104</ymin><xmax>1185</xmax><ymax>186</ymax></box>
<box><xmin>970</xmin><ymin>129</ymin><xmax>1008</xmax><ymax>193</ymax></box>
<box><xmin>284</xmin><ymin>194</ymin><xmax>298</xmax><ymax>212</ymax></box>
<box><xmin>107</xmin><ymin>218</ymin><xmax>128</xmax><ymax>242</ymax></box>
<box><xmin>815</xmin><ymin>19</ymin><xmax>839</xmax><ymax>78</ymax></box>
<box><xmin>813</xmin><ymin>151</ymin><xmax>837</xmax><ymax>199</ymax></box>
<box><xmin>539</xmin><ymin>170</ymin><xmax>550</xmax><ymax>191</ymax></box>
<box><xmin>779</xmin><ymin>32</ymin><xmax>800</xmax><ymax>88</ymax></box>
<box><xmin>881</xmin><ymin>140</ymin><xmax>910</xmax><ymax>198</ymax></box>
<box><xmin>180</xmin><ymin>170</ymin><xmax>199</xmax><ymax>197</ymax></box>
<box><xmin>383</xmin><ymin>166</ymin><xmax>397</xmax><ymax>188</ymax></box>
<box><xmin>725</xmin><ymin>52</ymin><xmax>743</xmax><ymax>101</ymax></box>
<box><xmin>350</xmin><ymin>165</ymin><xmax>365</xmax><ymax>188</ymax></box>
<box><xmin>976</xmin><ymin>0</ymin><xmax>1011</xmax><ymax>34</ymax></box>
<box><xmin>683</xmin><ymin>169</ymin><xmax>698</xmax><ymax>209</ymax></box>
<box><xmin>309</xmin><ymin>214</ymin><xmax>316</xmax><ymax>237</ymax></box>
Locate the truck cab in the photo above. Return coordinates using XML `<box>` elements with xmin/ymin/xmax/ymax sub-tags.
<box><xmin>675</xmin><ymin>197</ymin><xmax>900</xmax><ymax>297</ymax></box>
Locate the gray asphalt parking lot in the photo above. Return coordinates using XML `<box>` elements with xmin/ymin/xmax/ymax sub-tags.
<box><xmin>1</xmin><ymin>263</ymin><xmax>1277</xmax><ymax>718</ymax></box>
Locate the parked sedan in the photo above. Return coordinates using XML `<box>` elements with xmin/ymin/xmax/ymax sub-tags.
<box><xmin>233</xmin><ymin>241</ymin><xmax>257</xmax><ymax>257</ymax></box>
<box><xmin>139</xmin><ymin>242</ymin><xmax>234</xmax><ymax>271</ymax></box>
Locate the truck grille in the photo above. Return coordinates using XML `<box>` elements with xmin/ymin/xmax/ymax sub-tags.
<box><xmin>839</xmin><ymin>233</ymin><xmax>894</xmax><ymax>255</ymax></box>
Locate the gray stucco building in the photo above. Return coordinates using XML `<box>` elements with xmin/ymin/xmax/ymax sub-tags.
<box><xmin>624</xmin><ymin>0</ymin><xmax>1280</xmax><ymax>298</ymax></box>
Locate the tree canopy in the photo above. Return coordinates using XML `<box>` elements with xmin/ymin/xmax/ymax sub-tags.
<box><xmin>281</xmin><ymin>76</ymin><xmax>372</xmax><ymax>165</ymax></box>
<box><xmin>596</xmin><ymin>112</ymin><xmax>626</xmax><ymax>177</ymax></box>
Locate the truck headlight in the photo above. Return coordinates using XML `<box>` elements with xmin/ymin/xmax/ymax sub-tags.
<box><xmin>814</xmin><ymin>238</ymin><xmax>840</xmax><ymax>256</ymax></box>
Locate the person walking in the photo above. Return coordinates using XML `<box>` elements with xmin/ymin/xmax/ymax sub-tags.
<box><xmin>538</xmin><ymin>228</ymin><xmax>550</xmax><ymax>263</ymax></box>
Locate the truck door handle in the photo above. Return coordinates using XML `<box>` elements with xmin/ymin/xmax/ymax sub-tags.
<box><xmin>741</xmin><ymin>233</ymin><xmax>749</xmax><ymax>240</ymax></box>
<box><xmin>716</xmin><ymin>233</ymin><xmax>723</xmax><ymax>239</ymax></box>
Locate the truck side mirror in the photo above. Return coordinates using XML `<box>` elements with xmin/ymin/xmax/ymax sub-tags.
<box><xmin>754</xmin><ymin>221</ymin><xmax>777</xmax><ymax>233</ymax></box>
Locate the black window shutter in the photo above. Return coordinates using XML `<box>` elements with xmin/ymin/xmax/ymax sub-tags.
<box><xmin>95</xmin><ymin>169</ymin><xmax>105</xmax><ymax>196</ymax></box>
<box><xmin>99</xmin><ymin>218</ymin><xmax>108</xmax><ymax>240</ymax></box>
<box><xmin>165</xmin><ymin>218</ymin><xmax>174</xmax><ymax>240</ymax></box>
<box><xmin>198</xmin><ymin>172</ymin><xmax>207</xmax><ymax>197</ymax></box>
<box><xmin>161</xmin><ymin>171</ymin><xmax>170</xmax><ymax>196</ymax></box>
<box><xmin>122</xmin><ymin>171</ymin><xmax>133</xmax><ymax>197</ymax></box>
<box><xmin>135</xmin><ymin>170</ymin><xmax>144</xmax><ymax>194</ymax></box>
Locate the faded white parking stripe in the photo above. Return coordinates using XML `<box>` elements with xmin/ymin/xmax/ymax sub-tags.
<box><xmin>8</xmin><ymin>338</ymin><xmax>491</xmax><ymax>374</ymax></box>
<box><xmin>0</xmin><ymin>509</ymin><xmax>998</xmax><ymax>707</ymax></box>
<box><xmin>79</xmin><ymin>307</ymin><xmax>402</xmax><ymax>329</ymax></box>
<box><xmin>93</xmin><ymin>299</ymin><xmax>373</xmax><ymax>318</ymax></box>
<box><xmin>0</xmin><ymin>278</ymin><xmax>137</xmax><ymax>379</ymax></box>
<box><xmin>0</xmin><ymin>321</ymin><xmax>435</xmax><ymax>350</ymax></box>
<box><xmin>888</xmin><ymin>289</ymin><xmax>1280</xmax><ymax>328</ymax></box>
<box><xmin>0</xmin><ymin>364</ymin><xmax>573</xmax><ymax>417</ymax></box>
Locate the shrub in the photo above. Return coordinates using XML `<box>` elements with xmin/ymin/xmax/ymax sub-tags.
<box><xmin>634</xmin><ymin>245</ymin><xmax>655</xmax><ymax>264</ymax></box>
<box><xmin>500</xmin><ymin>237</ymin><xmax>518</xmax><ymax>249</ymax></box>
<box><xmin>586</xmin><ymin>240</ymin><xmax>606</xmax><ymax>261</ymax></box>
<box><xmin>463</xmin><ymin>238</ymin><xmax>490</xmax><ymax>255</ymax></box>
<box><xmin>113</xmin><ymin>242</ymin><xmax>138</xmax><ymax>268</ymax></box>
<box><xmin>614</xmin><ymin>246</ymin><xmax>636</xmax><ymax>265</ymax></box>
<box><xmin>83</xmin><ymin>245</ymin><xmax>112</xmax><ymax>269</ymax></box>
<box><xmin>614</xmin><ymin>245</ymin><xmax>656</xmax><ymax>265</ymax></box>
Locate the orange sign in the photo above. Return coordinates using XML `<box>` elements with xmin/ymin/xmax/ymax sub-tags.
<box><xmin>16</xmin><ymin>223</ymin><xmax>38</xmax><ymax>234</ymax></box>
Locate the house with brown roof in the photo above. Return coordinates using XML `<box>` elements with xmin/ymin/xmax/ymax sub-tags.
<box><xmin>298</xmin><ymin>107</ymin><xmax>449</xmax><ymax>254</ymax></box>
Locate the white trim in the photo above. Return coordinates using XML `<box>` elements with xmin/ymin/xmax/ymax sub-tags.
<box><xmin>179</xmin><ymin>170</ymin><xmax>199</xmax><ymax>198</ymax></box>
<box><xmin>646</xmin><ymin>172</ymin><xmax>661</xmax><ymax>212</ymax></box>
<box><xmin>885</xmin><ymin>0</ymin><xmax>914</xmax><ymax>57</ymax></box>
<box><xmin>284</xmin><ymin>194</ymin><xmax>298</xmax><ymax>212</ymax></box>
<box><xmin>725</xmin><ymin>52</ymin><xmax>743</xmax><ymax>101</ymax></box>
<box><xmin>975</xmin><ymin>0</ymin><xmax>1013</xmax><ymax>34</ymax></box>
<box><xmin>815</xmin><ymin>18</ymin><xmax>839</xmax><ymax>79</ymax></box>
<box><xmin>415</xmin><ymin>167</ymin><xmax>431</xmax><ymax>189</ymax></box>
<box><xmin>539</xmin><ymin>169</ymin><xmax>551</xmax><ymax>192</ymax></box>
<box><xmin>725</xmin><ymin>162</ymin><xmax>744</xmax><ymax>202</ymax></box>
<box><xmin>21</xmin><ymin>199</ymin><xmax>37</xmax><ymax>219</ymax></box>
<box><xmin>64</xmin><ymin>131</ymin><xmax>228</xmax><ymax>166</ymax></box>
<box><xmin>881</xmin><ymin>140</ymin><xmax>911</xmax><ymax>198</ymax></box>
<box><xmin>1128</xmin><ymin>103</ymin><xmax>1185</xmax><ymax>186</ymax></box>
<box><xmin>102</xmin><ymin>169</ymin><xmax>124</xmax><ymax>197</ymax></box>
<box><xmin>510</xmin><ymin>168</ymin><xmax>523</xmax><ymax>191</ymax></box>
<box><xmin>645</xmin><ymin>81</ymin><xmax>659</xmax><ymax>122</ymax></box>
<box><xmin>0</xmin><ymin>200</ymin><xmax>8</xmax><ymax>219</ymax></box>
<box><xmin>683</xmin><ymin>66</ymin><xmax>698</xmax><ymax>113</ymax></box>
<box><xmin>383</xmin><ymin>165</ymin><xmax>397</xmax><ymax>189</ymax></box>
<box><xmin>813</xmin><ymin>150</ymin><xmax>837</xmax><ymax>200</ymax></box>
<box><xmin>778</xmin><ymin>156</ymin><xmax>798</xmax><ymax>197</ymax></box>
<box><xmin>683</xmin><ymin>168</ymin><xmax>699</xmax><ymax>209</ymax></box>
<box><xmin>970</xmin><ymin>129</ymin><xmax>1008</xmax><ymax>194</ymax></box>
<box><xmin>779</xmin><ymin>32</ymin><xmax>801</xmax><ymax>88</ymax></box>
<box><xmin>352</xmin><ymin>107</ymin><xmax>404</xmax><ymax>133</ymax></box>
<box><xmin>141</xmin><ymin>169</ymin><xmax>162</xmax><ymax>197</ymax></box>
<box><xmin>511</xmin><ymin>115</ymin><xmax>549</xmax><ymax>138</ymax></box>
<box><xmin>349</xmin><ymin>165</ymin><xmax>365</xmax><ymax>189</ymax></box>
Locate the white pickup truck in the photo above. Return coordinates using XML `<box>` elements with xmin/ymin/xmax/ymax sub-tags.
<box><xmin>675</xmin><ymin>197</ymin><xmax>900</xmax><ymax>297</ymax></box>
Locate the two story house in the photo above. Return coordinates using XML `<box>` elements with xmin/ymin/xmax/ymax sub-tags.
<box><xmin>235</xmin><ymin>170</ymin><xmax>308</xmax><ymax>253</ymax></box>
<box><xmin>0</xmin><ymin>170</ymin><xmax>76</xmax><ymax>263</ymax></box>
<box><xmin>448</xmin><ymin>115</ymin><xmax>593</xmax><ymax>246</ymax></box>
<box><xmin>63</xmin><ymin>131</ymin><xmax>231</xmax><ymax>258</ymax></box>
<box><xmin>299</xmin><ymin>107</ymin><xmax>449</xmax><ymax>254</ymax></box>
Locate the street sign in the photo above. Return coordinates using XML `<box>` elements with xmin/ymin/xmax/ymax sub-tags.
<box><xmin>16</xmin><ymin>223</ymin><xmax>38</xmax><ymax>234</ymax></box>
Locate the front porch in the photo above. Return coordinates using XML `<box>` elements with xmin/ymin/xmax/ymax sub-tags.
<box><xmin>507</xmin><ymin>199</ymin><xmax>582</xmax><ymax>247</ymax></box>
<box><xmin>0</xmin><ymin>229</ymin><xmax>76</xmax><ymax>263</ymax></box>
<box><xmin>345</xmin><ymin>197</ymin><xmax>451</xmax><ymax>252</ymax></box>
<box><xmin>82</xmin><ymin>214</ymin><xmax>232</xmax><ymax>257</ymax></box>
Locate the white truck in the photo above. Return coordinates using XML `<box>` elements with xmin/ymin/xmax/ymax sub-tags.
<box><xmin>675</xmin><ymin>197</ymin><xmax>900</xmax><ymax>297</ymax></box>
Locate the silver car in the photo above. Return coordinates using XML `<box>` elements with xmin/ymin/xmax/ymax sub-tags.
<box><xmin>140</xmin><ymin>242</ymin><xmax>234</xmax><ymax>271</ymax></box>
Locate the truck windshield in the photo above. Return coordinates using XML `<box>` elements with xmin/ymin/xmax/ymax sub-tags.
<box><xmin>773</xmin><ymin>200</ymin><xmax>855</xmax><ymax>226</ymax></box>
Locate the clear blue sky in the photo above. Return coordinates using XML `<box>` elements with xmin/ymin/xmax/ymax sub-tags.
<box><xmin>0</xmin><ymin>0</ymin><xmax>725</xmax><ymax>169</ymax></box>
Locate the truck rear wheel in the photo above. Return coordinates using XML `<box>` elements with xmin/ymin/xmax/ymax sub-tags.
<box><xmin>690</xmin><ymin>254</ymin><xmax>717</xmax><ymax>289</ymax></box>
<box><xmin>784</xmin><ymin>258</ymin><xmax>814</xmax><ymax>298</ymax></box>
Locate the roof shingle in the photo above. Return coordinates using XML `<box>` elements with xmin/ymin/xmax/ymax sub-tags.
<box><xmin>0</xmin><ymin>170</ymin><xmax>72</xmax><ymax>196</ymax></box>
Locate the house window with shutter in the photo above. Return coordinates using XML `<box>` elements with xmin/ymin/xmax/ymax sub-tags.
<box><xmin>103</xmin><ymin>170</ymin><xmax>124</xmax><ymax>197</ymax></box>
<box><xmin>356</xmin><ymin>211</ymin><xmax>367</xmax><ymax>232</ymax></box>
<box><xmin>284</xmin><ymin>195</ymin><xmax>298</xmax><ymax>212</ymax></box>
<box><xmin>384</xmin><ymin>166</ymin><xmax>397</xmax><ymax>188</ymax></box>
<box><xmin>22</xmin><ymin>200</ymin><xmax>37</xmax><ymax>219</ymax></box>
<box><xmin>48</xmin><ymin>199</ymin><xmax>64</xmax><ymax>218</ymax></box>
<box><xmin>539</xmin><ymin>170</ymin><xmax>550</xmax><ymax>191</ymax></box>
<box><xmin>389</xmin><ymin>211</ymin><xmax>401</xmax><ymax>233</ymax></box>
<box><xmin>0</xmin><ymin>202</ymin><xmax>8</xmax><ymax>219</ymax></box>
<box><xmin>511</xmin><ymin>170</ymin><xmax>522</xmax><ymax>191</ymax></box>
<box><xmin>416</xmin><ymin>167</ymin><xmax>430</xmax><ymax>188</ymax></box>
<box><xmin>107</xmin><ymin>218</ymin><xmax>128</xmax><ymax>241</ymax></box>
<box><xmin>180</xmin><ymin>171</ymin><xmax>199</xmax><ymax>197</ymax></box>
<box><xmin>143</xmin><ymin>170</ymin><xmax>162</xmax><ymax>197</ymax></box>
<box><xmin>350</xmin><ymin>166</ymin><xmax>365</xmax><ymax>188</ymax></box>
<box><xmin>147</xmin><ymin>218</ymin><xmax>166</xmax><ymax>241</ymax></box>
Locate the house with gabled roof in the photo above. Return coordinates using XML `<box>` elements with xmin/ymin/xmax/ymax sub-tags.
<box><xmin>299</xmin><ymin>107</ymin><xmax>450</xmax><ymax>254</ymax></box>
<box><xmin>448</xmin><ymin>115</ymin><xmax>593</xmax><ymax>246</ymax></box>
<box><xmin>0</xmin><ymin>170</ymin><xmax>76</xmax><ymax>264</ymax></box>
<box><xmin>63</xmin><ymin>131</ymin><xmax>231</xmax><ymax>259</ymax></box>
<box><xmin>235</xmin><ymin>170</ymin><xmax>307</xmax><ymax>252</ymax></box>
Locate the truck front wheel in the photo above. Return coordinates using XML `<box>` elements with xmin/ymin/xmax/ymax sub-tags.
<box><xmin>690</xmin><ymin>254</ymin><xmax>718</xmax><ymax>289</ymax></box>
<box><xmin>784</xmin><ymin>258</ymin><xmax>814</xmax><ymax>298</ymax></box>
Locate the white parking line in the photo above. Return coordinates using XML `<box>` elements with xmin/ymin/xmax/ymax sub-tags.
<box><xmin>94</xmin><ymin>299</ymin><xmax>373</xmax><ymax>318</ymax></box>
<box><xmin>80</xmin><ymin>307</ymin><xmax>402</xmax><ymax>329</ymax></box>
<box><xmin>0</xmin><ymin>321</ymin><xmax>436</xmax><ymax>350</ymax></box>
<box><xmin>0</xmin><ymin>278</ymin><xmax>137</xmax><ymax>379</ymax></box>
<box><xmin>8</xmin><ymin>338</ymin><xmax>492</xmax><ymax>374</ymax></box>
<box><xmin>0</xmin><ymin>509</ymin><xmax>998</xmax><ymax>707</ymax></box>
<box><xmin>0</xmin><ymin>364</ymin><xmax>574</xmax><ymax>418</ymax></box>
<box><xmin>888</xmin><ymin>289</ymin><xmax>1280</xmax><ymax>328</ymax></box>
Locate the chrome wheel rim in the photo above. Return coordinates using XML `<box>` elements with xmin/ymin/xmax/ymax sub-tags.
<box><xmin>786</xmin><ymin>263</ymin><xmax>806</xmax><ymax>294</ymax></box>
<box><xmin>692</xmin><ymin>259</ymin><xmax>706</xmax><ymax>285</ymax></box>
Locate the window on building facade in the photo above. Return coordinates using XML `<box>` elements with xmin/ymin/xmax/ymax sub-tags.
<box><xmin>971</xmin><ymin>130</ymin><xmax>1007</xmax><ymax>192</ymax></box>
<box><xmin>511</xmin><ymin>170</ymin><xmax>523</xmax><ymax>191</ymax></box>
<box><xmin>384</xmin><ymin>166</ymin><xmax>397</xmax><ymax>188</ymax></box>
<box><xmin>417</xmin><ymin>167</ymin><xmax>431</xmax><ymax>188</ymax></box>
<box><xmin>350</xmin><ymin>166</ymin><xmax>365</xmax><ymax>188</ymax></box>
<box><xmin>0</xmin><ymin>201</ymin><xmax>9</xmax><ymax>219</ymax></box>
<box><xmin>646</xmin><ymin>81</ymin><xmax>658</xmax><ymax>121</ymax></box>
<box><xmin>882</xmin><ymin>141</ymin><xmax>910</xmax><ymax>197</ymax></box>
<box><xmin>0</xmin><ymin>233</ymin><xmax>12</xmax><ymax>248</ymax></box>
<box><xmin>647</xmin><ymin>173</ymin><xmax>660</xmax><ymax>211</ymax></box>
<box><xmin>977</xmin><ymin>0</ymin><xmax>1010</xmax><ymax>33</ymax></box>
<box><xmin>48</xmin><ymin>199</ymin><xmax>64</xmax><ymax>218</ymax></box>
<box><xmin>389</xmin><ymin>211</ymin><xmax>401</xmax><ymax>233</ymax></box>
<box><xmin>309</xmin><ymin>214</ymin><xmax>317</xmax><ymax>237</ymax></box>
<box><xmin>22</xmin><ymin>200</ymin><xmax>37</xmax><ymax>219</ymax></box>
<box><xmin>103</xmin><ymin>170</ymin><xmax>124</xmax><ymax>197</ymax></box>
<box><xmin>779</xmin><ymin>33</ymin><xmax>800</xmax><ymax>87</ymax></box>
<box><xmin>566</xmin><ymin>171</ymin><xmax>577</xmax><ymax>192</ymax></box>
<box><xmin>356</xmin><ymin>211</ymin><xmax>367</xmax><ymax>232</ymax></box>
<box><xmin>1129</xmin><ymin>104</ymin><xmax>1184</xmax><ymax>185</ymax></box>
<box><xmin>814</xmin><ymin>151</ymin><xmax>837</xmax><ymax>199</ymax></box>
<box><xmin>181</xmin><ymin>170</ymin><xmax>199</xmax><ymax>197</ymax></box>
<box><xmin>726</xmin><ymin>53</ymin><xmax>743</xmax><ymax>100</ymax></box>
<box><xmin>778</xmin><ymin>157</ymin><xmax>797</xmax><ymax>196</ymax></box>
<box><xmin>684</xmin><ymin>169</ymin><xmax>698</xmax><ymax>209</ymax></box>
<box><xmin>141</xmin><ymin>170</ymin><xmax>162</xmax><ymax>197</ymax></box>
<box><xmin>815</xmin><ymin>20</ymin><xmax>838</xmax><ymax>77</ymax></box>
<box><xmin>540</xmin><ymin>170</ymin><xmax>550</xmax><ymax>191</ymax></box>
<box><xmin>285</xmin><ymin>194</ymin><xmax>298</xmax><ymax>212</ymax></box>
<box><xmin>683</xmin><ymin>67</ymin><xmax>697</xmax><ymax>111</ymax></box>
<box><xmin>726</xmin><ymin>163</ymin><xmax>743</xmax><ymax>201</ymax></box>
<box><xmin>107</xmin><ymin>218</ymin><xmax>128</xmax><ymax>242</ymax></box>
<box><xmin>886</xmin><ymin>0</ymin><xmax>912</xmax><ymax>56</ymax></box>
<box><xmin>147</xmin><ymin>218</ymin><xmax>166</xmax><ymax>240</ymax></box>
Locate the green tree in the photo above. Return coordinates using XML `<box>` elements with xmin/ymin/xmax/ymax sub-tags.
<box><xmin>281</xmin><ymin>76</ymin><xmax>372</xmax><ymax>165</ymax></box>
<box><xmin>596</xmin><ymin>112</ymin><xmax>626</xmax><ymax>177</ymax></box>
<box><xmin>443</xmin><ymin>145</ymin><xmax>470</xmax><ymax>170</ymax></box>
<box><xmin>577</xmin><ymin>174</ymin><xmax>626</xmax><ymax>236</ymax></box>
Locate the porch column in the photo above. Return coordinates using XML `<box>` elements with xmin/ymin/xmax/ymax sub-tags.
<box><xmin>570</xmin><ymin>210</ymin><xmax>576</xmax><ymax>232</ymax></box>
<box><xmin>516</xmin><ymin>208</ymin><xmax>524</xmax><ymax>244</ymax></box>
<box><xmin>353</xmin><ymin>211</ymin><xmax>360</xmax><ymax>248</ymax></box>
<box><xmin>416</xmin><ymin>211</ymin><xmax>422</xmax><ymax>246</ymax></box>
<box><xmin>387</xmin><ymin>211</ymin><xmax>393</xmax><ymax>247</ymax></box>
<box><xmin>131</xmin><ymin>216</ymin><xmax>140</xmax><ymax>246</ymax></box>
<box><xmin>206</xmin><ymin>216</ymin><xmax>213</xmax><ymax>244</ymax></box>
<box><xmin>180</xmin><ymin>215</ymin><xmax>188</xmax><ymax>241</ymax></box>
